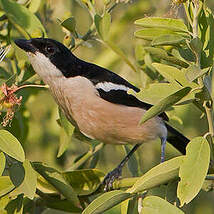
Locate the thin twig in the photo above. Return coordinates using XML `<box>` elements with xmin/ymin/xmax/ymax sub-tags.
<box><xmin>11</xmin><ymin>84</ymin><xmax>49</xmax><ymax>94</ymax></box>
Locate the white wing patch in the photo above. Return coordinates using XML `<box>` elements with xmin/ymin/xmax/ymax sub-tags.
<box><xmin>96</xmin><ymin>82</ymin><xmax>129</xmax><ymax>92</ymax></box>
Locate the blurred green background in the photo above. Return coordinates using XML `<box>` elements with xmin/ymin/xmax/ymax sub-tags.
<box><xmin>5</xmin><ymin>0</ymin><xmax>214</xmax><ymax>213</ymax></box>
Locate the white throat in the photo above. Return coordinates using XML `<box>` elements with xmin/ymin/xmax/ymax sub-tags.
<box><xmin>27</xmin><ymin>52</ymin><xmax>64</xmax><ymax>85</ymax></box>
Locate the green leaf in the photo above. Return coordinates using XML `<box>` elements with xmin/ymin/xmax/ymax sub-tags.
<box><xmin>176</xmin><ymin>47</ymin><xmax>196</xmax><ymax>63</ymax></box>
<box><xmin>134</xmin><ymin>28</ymin><xmax>177</xmax><ymax>41</ymax></box>
<box><xmin>0</xmin><ymin>130</ymin><xmax>25</xmax><ymax>162</ymax></box>
<box><xmin>37</xmin><ymin>175</ymin><xmax>57</xmax><ymax>193</ymax></box>
<box><xmin>57</xmin><ymin>128</ymin><xmax>70</xmax><ymax>158</ymax></box>
<box><xmin>57</xmin><ymin>108</ymin><xmax>75</xmax><ymax>157</ymax></box>
<box><xmin>67</xmin><ymin>143</ymin><xmax>104</xmax><ymax>170</ymax></box>
<box><xmin>140</xmin><ymin>87</ymin><xmax>191</xmax><ymax>124</ymax></box>
<box><xmin>61</xmin><ymin>17</ymin><xmax>76</xmax><ymax>34</ymax></box>
<box><xmin>141</xmin><ymin>196</ymin><xmax>184</xmax><ymax>214</ymax></box>
<box><xmin>32</xmin><ymin>162</ymin><xmax>80</xmax><ymax>206</ymax></box>
<box><xmin>94</xmin><ymin>13</ymin><xmax>111</xmax><ymax>41</ymax></box>
<box><xmin>132</xmin><ymin>82</ymin><xmax>180</xmax><ymax>105</ymax></box>
<box><xmin>44</xmin><ymin>198</ymin><xmax>82</xmax><ymax>213</ymax></box>
<box><xmin>0</xmin><ymin>176</ymin><xmax>15</xmax><ymax>197</ymax></box>
<box><xmin>134</xmin><ymin>17</ymin><xmax>189</xmax><ymax>33</ymax></box>
<box><xmin>121</xmin><ymin>197</ymin><xmax>138</xmax><ymax>214</ymax></box>
<box><xmin>165</xmin><ymin>180</ymin><xmax>178</xmax><ymax>204</ymax></box>
<box><xmin>127</xmin><ymin>156</ymin><xmax>184</xmax><ymax>194</ymax></box>
<box><xmin>0</xmin><ymin>152</ymin><xmax>5</xmax><ymax>176</ymax></box>
<box><xmin>9</xmin><ymin>162</ymin><xmax>25</xmax><ymax>187</ymax></box>
<box><xmin>189</xmin><ymin>37</ymin><xmax>203</xmax><ymax>55</ymax></box>
<box><xmin>11</xmin><ymin>160</ymin><xmax>37</xmax><ymax>199</ymax></box>
<box><xmin>4</xmin><ymin>194</ymin><xmax>23</xmax><ymax>214</ymax></box>
<box><xmin>177</xmin><ymin>137</ymin><xmax>210</xmax><ymax>206</ymax></box>
<box><xmin>28</xmin><ymin>0</ymin><xmax>42</xmax><ymax>13</ymax></box>
<box><xmin>151</xmin><ymin>34</ymin><xmax>185</xmax><ymax>46</ymax></box>
<box><xmin>144</xmin><ymin>47</ymin><xmax>189</xmax><ymax>68</ymax></box>
<box><xmin>0</xmin><ymin>195</ymin><xmax>10</xmax><ymax>212</ymax></box>
<box><xmin>82</xmin><ymin>190</ymin><xmax>134</xmax><ymax>214</ymax></box>
<box><xmin>199</xmin><ymin>8</ymin><xmax>214</xmax><ymax>68</ymax></box>
<box><xmin>59</xmin><ymin>108</ymin><xmax>75</xmax><ymax>137</ymax></box>
<box><xmin>0</xmin><ymin>0</ymin><xmax>46</xmax><ymax>38</ymax></box>
<box><xmin>62</xmin><ymin>169</ymin><xmax>105</xmax><ymax>195</ymax></box>
<box><xmin>152</xmin><ymin>63</ymin><xmax>196</xmax><ymax>87</ymax></box>
<box><xmin>185</xmin><ymin>65</ymin><xmax>209</xmax><ymax>82</ymax></box>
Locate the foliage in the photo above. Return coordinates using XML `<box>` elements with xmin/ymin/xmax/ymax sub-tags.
<box><xmin>0</xmin><ymin>0</ymin><xmax>213</xmax><ymax>213</ymax></box>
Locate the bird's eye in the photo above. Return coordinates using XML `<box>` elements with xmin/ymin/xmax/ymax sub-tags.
<box><xmin>45</xmin><ymin>44</ymin><xmax>55</xmax><ymax>54</ymax></box>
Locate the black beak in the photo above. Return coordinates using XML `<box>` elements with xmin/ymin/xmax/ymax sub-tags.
<box><xmin>14</xmin><ymin>39</ymin><xmax>36</xmax><ymax>53</ymax></box>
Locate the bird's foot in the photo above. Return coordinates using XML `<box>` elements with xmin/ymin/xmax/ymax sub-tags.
<box><xmin>102</xmin><ymin>167</ymin><xmax>122</xmax><ymax>191</ymax></box>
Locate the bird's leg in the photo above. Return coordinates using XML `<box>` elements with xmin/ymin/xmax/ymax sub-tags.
<box><xmin>160</xmin><ymin>137</ymin><xmax>167</xmax><ymax>163</ymax></box>
<box><xmin>102</xmin><ymin>144</ymin><xmax>141</xmax><ymax>191</ymax></box>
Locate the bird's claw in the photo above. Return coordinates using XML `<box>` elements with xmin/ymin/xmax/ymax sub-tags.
<box><xmin>102</xmin><ymin>167</ymin><xmax>122</xmax><ymax>191</ymax></box>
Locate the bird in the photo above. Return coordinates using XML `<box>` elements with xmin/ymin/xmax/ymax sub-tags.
<box><xmin>14</xmin><ymin>38</ymin><xmax>189</xmax><ymax>191</ymax></box>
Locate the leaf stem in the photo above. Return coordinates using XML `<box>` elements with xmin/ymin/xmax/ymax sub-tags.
<box><xmin>204</xmin><ymin>101</ymin><xmax>214</xmax><ymax>137</ymax></box>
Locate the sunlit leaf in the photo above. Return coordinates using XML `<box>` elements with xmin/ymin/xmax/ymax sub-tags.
<box><xmin>140</xmin><ymin>87</ymin><xmax>191</xmax><ymax>124</ymax></box>
<box><xmin>133</xmin><ymin>82</ymin><xmax>180</xmax><ymax>105</ymax></box>
<box><xmin>28</xmin><ymin>0</ymin><xmax>41</xmax><ymax>13</ymax></box>
<box><xmin>121</xmin><ymin>197</ymin><xmax>138</xmax><ymax>214</ymax></box>
<box><xmin>82</xmin><ymin>190</ymin><xmax>134</xmax><ymax>214</ymax></box>
<box><xmin>152</xmin><ymin>63</ymin><xmax>196</xmax><ymax>87</ymax></box>
<box><xmin>0</xmin><ymin>195</ymin><xmax>10</xmax><ymax>212</ymax></box>
<box><xmin>11</xmin><ymin>160</ymin><xmax>37</xmax><ymax>199</ymax></box>
<box><xmin>135</xmin><ymin>28</ymin><xmax>176</xmax><ymax>41</ymax></box>
<box><xmin>0</xmin><ymin>130</ymin><xmax>25</xmax><ymax>162</ymax></box>
<box><xmin>57</xmin><ymin>128</ymin><xmax>70</xmax><ymax>158</ymax></box>
<box><xmin>199</xmin><ymin>8</ymin><xmax>214</xmax><ymax>68</ymax></box>
<box><xmin>63</xmin><ymin>169</ymin><xmax>105</xmax><ymax>195</ymax></box>
<box><xmin>0</xmin><ymin>0</ymin><xmax>46</xmax><ymax>38</ymax></box>
<box><xmin>135</xmin><ymin>17</ymin><xmax>189</xmax><ymax>33</ymax></box>
<box><xmin>61</xmin><ymin>17</ymin><xmax>76</xmax><ymax>34</ymax></box>
<box><xmin>127</xmin><ymin>156</ymin><xmax>184</xmax><ymax>193</ymax></box>
<box><xmin>0</xmin><ymin>176</ymin><xmax>15</xmax><ymax>197</ymax></box>
<box><xmin>37</xmin><ymin>175</ymin><xmax>57</xmax><ymax>194</ymax></box>
<box><xmin>151</xmin><ymin>34</ymin><xmax>185</xmax><ymax>46</ymax></box>
<box><xmin>185</xmin><ymin>65</ymin><xmax>209</xmax><ymax>82</ymax></box>
<box><xmin>144</xmin><ymin>47</ymin><xmax>189</xmax><ymax>68</ymax></box>
<box><xmin>94</xmin><ymin>13</ymin><xmax>111</xmax><ymax>41</ymax></box>
<box><xmin>177</xmin><ymin>137</ymin><xmax>210</xmax><ymax>206</ymax></box>
<box><xmin>57</xmin><ymin>108</ymin><xmax>75</xmax><ymax>157</ymax></box>
<box><xmin>59</xmin><ymin>108</ymin><xmax>75</xmax><ymax>137</ymax></box>
<box><xmin>141</xmin><ymin>196</ymin><xmax>184</xmax><ymax>214</ymax></box>
<box><xmin>32</xmin><ymin>162</ymin><xmax>80</xmax><ymax>206</ymax></box>
<box><xmin>0</xmin><ymin>152</ymin><xmax>5</xmax><ymax>176</ymax></box>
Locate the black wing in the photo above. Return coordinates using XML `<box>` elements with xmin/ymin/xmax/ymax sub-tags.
<box><xmin>97</xmin><ymin>89</ymin><xmax>169</xmax><ymax>121</ymax></box>
<box><xmin>81</xmin><ymin>61</ymin><xmax>140</xmax><ymax>93</ymax></box>
<box><xmin>71</xmin><ymin>58</ymin><xmax>168</xmax><ymax>120</ymax></box>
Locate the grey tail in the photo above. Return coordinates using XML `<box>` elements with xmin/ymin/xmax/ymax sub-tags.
<box><xmin>165</xmin><ymin>123</ymin><xmax>189</xmax><ymax>155</ymax></box>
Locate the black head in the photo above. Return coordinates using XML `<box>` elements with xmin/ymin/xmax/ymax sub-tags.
<box><xmin>15</xmin><ymin>38</ymin><xmax>79</xmax><ymax>77</ymax></box>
